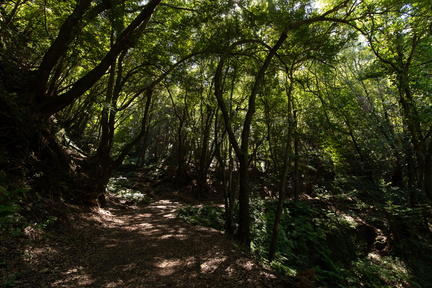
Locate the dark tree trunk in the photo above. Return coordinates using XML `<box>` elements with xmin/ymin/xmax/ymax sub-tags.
<box><xmin>216</xmin><ymin>144</ymin><xmax>237</xmax><ymax>235</ymax></box>
<box><xmin>424</xmin><ymin>141</ymin><xmax>432</xmax><ymax>202</ymax></box>
<box><xmin>269</xmin><ymin>72</ymin><xmax>295</xmax><ymax>261</ymax></box>
<box><xmin>0</xmin><ymin>0</ymin><xmax>162</xmax><ymax>206</ymax></box>
<box><xmin>268</xmin><ymin>137</ymin><xmax>291</xmax><ymax>261</ymax></box>
<box><xmin>34</xmin><ymin>0</ymin><xmax>162</xmax><ymax>116</ymax></box>
<box><xmin>237</xmin><ymin>154</ymin><xmax>251</xmax><ymax>246</ymax></box>
<box><xmin>79</xmin><ymin>89</ymin><xmax>153</xmax><ymax>205</ymax></box>
<box><xmin>196</xmin><ymin>107</ymin><xmax>215</xmax><ymax>198</ymax></box>
<box><xmin>213</xmin><ymin>7</ymin><xmax>350</xmax><ymax>249</ymax></box>
<box><xmin>294</xmin><ymin>118</ymin><xmax>300</xmax><ymax>202</ymax></box>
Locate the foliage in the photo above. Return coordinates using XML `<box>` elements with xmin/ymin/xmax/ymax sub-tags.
<box><xmin>173</xmin><ymin>190</ymin><xmax>417</xmax><ymax>287</ymax></box>
<box><xmin>176</xmin><ymin>206</ymin><xmax>225</xmax><ymax>231</ymax></box>
<box><xmin>249</xmin><ymin>196</ymin><xmax>417</xmax><ymax>287</ymax></box>
<box><xmin>0</xmin><ymin>181</ymin><xmax>28</xmax><ymax>235</ymax></box>
<box><xmin>344</xmin><ymin>256</ymin><xmax>413</xmax><ymax>288</ymax></box>
<box><xmin>0</xmin><ymin>180</ymin><xmax>58</xmax><ymax>239</ymax></box>
<box><xmin>251</xmin><ymin>199</ymin><xmax>335</xmax><ymax>268</ymax></box>
<box><xmin>107</xmin><ymin>176</ymin><xmax>152</xmax><ymax>204</ymax></box>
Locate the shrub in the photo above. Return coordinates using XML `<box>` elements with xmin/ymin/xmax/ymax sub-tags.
<box><xmin>0</xmin><ymin>185</ymin><xmax>28</xmax><ymax>234</ymax></box>
<box><xmin>176</xmin><ymin>206</ymin><xmax>225</xmax><ymax>231</ymax></box>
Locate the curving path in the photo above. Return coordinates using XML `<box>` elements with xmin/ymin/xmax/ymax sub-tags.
<box><xmin>18</xmin><ymin>198</ymin><xmax>294</xmax><ymax>287</ymax></box>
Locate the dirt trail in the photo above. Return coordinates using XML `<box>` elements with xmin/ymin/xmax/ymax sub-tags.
<box><xmin>12</xmin><ymin>198</ymin><xmax>294</xmax><ymax>287</ymax></box>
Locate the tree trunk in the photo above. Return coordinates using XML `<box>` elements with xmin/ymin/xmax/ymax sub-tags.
<box><xmin>78</xmin><ymin>88</ymin><xmax>153</xmax><ymax>206</ymax></box>
<box><xmin>293</xmin><ymin>111</ymin><xmax>300</xmax><ymax>202</ymax></box>
<box><xmin>215</xmin><ymin>136</ymin><xmax>237</xmax><ymax>235</ymax></box>
<box><xmin>226</xmin><ymin>152</ymin><xmax>239</xmax><ymax>235</ymax></box>
<box><xmin>424</xmin><ymin>141</ymin><xmax>432</xmax><ymax>202</ymax></box>
<box><xmin>237</xmin><ymin>153</ymin><xmax>251</xmax><ymax>246</ymax></box>
<box><xmin>196</xmin><ymin>107</ymin><xmax>215</xmax><ymax>198</ymax></box>
<box><xmin>269</xmin><ymin>132</ymin><xmax>292</xmax><ymax>261</ymax></box>
<box><xmin>269</xmin><ymin>72</ymin><xmax>294</xmax><ymax>261</ymax></box>
<box><xmin>213</xmin><ymin>7</ymin><xmax>350</xmax><ymax>248</ymax></box>
<box><xmin>35</xmin><ymin>0</ymin><xmax>162</xmax><ymax>116</ymax></box>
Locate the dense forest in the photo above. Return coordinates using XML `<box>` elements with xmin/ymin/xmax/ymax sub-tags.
<box><xmin>1</xmin><ymin>0</ymin><xmax>432</xmax><ymax>287</ymax></box>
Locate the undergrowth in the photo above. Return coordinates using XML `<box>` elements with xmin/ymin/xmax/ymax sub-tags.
<box><xmin>0</xmin><ymin>183</ymin><xmax>59</xmax><ymax>238</ymax></box>
<box><xmin>107</xmin><ymin>176</ymin><xmax>152</xmax><ymax>204</ymax></box>
<box><xmin>176</xmin><ymin>191</ymin><xmax>421</xmax><ymax>287</ymax></box>
<box><xmin>176</xmin><ymin>206</ymin><xmax>225</xmax><ymax>231</ymax></box>
<box><xmin>249</xmin><ymin>191</ymin><xmax>424</xmax><ymax>287</ymax></box>
<box><xmin>0</xmin><ymin>186</ymin><xmax>26</xmax><ymax>234</ymax></box>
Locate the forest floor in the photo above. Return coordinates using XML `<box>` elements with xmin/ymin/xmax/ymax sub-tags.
<box><xmin>1</xmin><ymin>180</ymin><xmax>297</xmax><ymax>288</ymax></box>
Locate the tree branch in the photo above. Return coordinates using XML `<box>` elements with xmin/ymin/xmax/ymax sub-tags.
<box><xmin>36</xmin><ymin>0</ymin><xmax>163</xmax><ymax>117</ymax></box>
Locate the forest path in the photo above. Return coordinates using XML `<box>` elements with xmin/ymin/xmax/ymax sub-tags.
<box><xmin>20</xmin><ymin>197</ymin><xmax>293</xmax><ymax>288</ymax></box>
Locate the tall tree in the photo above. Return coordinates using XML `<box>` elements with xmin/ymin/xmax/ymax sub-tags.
<box><xmin>214</xmin><ymin>0</ymin><xmax>358</xmax><ymax>247</ymax></box>
<box><xmin>355</xmin><ymin>0</ymin><xmax>432</xmax><ymax>202</ymax></box>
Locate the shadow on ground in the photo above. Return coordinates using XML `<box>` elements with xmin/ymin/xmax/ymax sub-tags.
<box><xmin>15</xmin><ymin>199</ymin><xmax>294</xmax><ymax>288</ymax></box>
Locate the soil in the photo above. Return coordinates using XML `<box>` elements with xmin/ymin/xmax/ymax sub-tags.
<box><xmin>1</xmin><ymin>189</ymin><xmax>297</xmax><ymax>287</ymax></box>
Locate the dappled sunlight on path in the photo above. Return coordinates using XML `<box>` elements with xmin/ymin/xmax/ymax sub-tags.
<box><xmin>29</xmin><ymin>198</ymin><xmax>293</xmax><ymax>288</ymax></box>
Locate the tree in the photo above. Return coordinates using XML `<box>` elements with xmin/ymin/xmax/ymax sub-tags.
<box><xmin>214</xmin><ymin>0</ymin><xmax>359</xmax><ymax>247</ymax></box>
<box><xmin>0</xmin><ymin>0</ymin><xmax>166</xmax><ymax>203</ymax></box>
<box><xmin>355</xmin><ymin>0</ymin><xmax>432</xmax><ymax>202</ymax></box>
